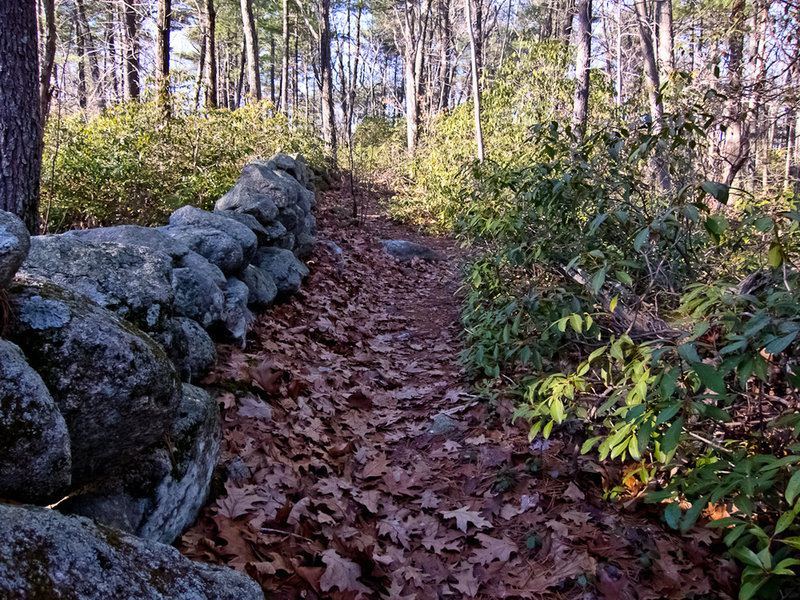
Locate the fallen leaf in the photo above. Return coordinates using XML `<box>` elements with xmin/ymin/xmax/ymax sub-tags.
<box><xmin>441</xmin><ymin>506</ymin><xmax>492</xmax><ymax>533</ymax></box>
<box><xmin>320</xmin><ymin>549</ymin><xmax>371</xmax><ymax>593</ymax></box>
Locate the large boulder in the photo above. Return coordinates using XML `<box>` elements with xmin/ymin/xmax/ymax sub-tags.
<box><xmin>20</xmin><ymin>235</ymin><xmax>175</xmax><ymax>333</ymax></box>
<box><xmin>6</xmin><ymin>275</ymin><xmax>182</xmax><ymax>486</ymax></box>
<box><xmin>214</xmin><ymin>210</ymin><xmax>273</xmax><ymax>246</ymax></box>
<box><xmin>252</xmin><ymin>247</ymin><xmax>309</xmax><ymax>296</ymax></box>
<box><xmin>58</xmin><ymin>384</ymin><xmax>221</xmax><ymax>545</ymax></box>
<box><xmin>240</xmin><ymin>265</ymin><xmax>278</xmax><ymax>309</ymax></box>
<box><xmin>0</xmin><ymin>210</ymin><xmax>30</xmax><ymax>288</ymax></box>
<box><xmin>154</xmin><ymin>318</ymin><xmax>217</xmax><ymax>382</ymax></box>
<box><xmin>0</xmin><ymin>504</ymin><xmax>264</xmax><ymax>600</ymax></box>
<box><xmin>216</xmin><ymin>161</ymin><xmax>303</xmax><ymax>220</ymax></box>
<box><xmin>171</xmin><ymin>251</ymin><xmax>227</xmax><ymax>329</ymax></box>
<box><xmin>0</xmin><ymin>339</ymin><xmax>71</xmax><ymax>503</ymax></box>
<box><xmin>161</xmin><ymin>225</ymin><xmax>245</xmax><ymax>276</ymax></box>
<box><xmin>214</xmin><ymin>184</ymin><xmax>279</xmax><ymax>226</ymax></box>
<box><xmin>169</xmin><ymin>206</ymin><xmax>257</xmax><ymax>265</ymax></box>
<box><xmin>63</xmin><ymin>225</ymin><xmax>192</xmax><ymax>262</ymax></box>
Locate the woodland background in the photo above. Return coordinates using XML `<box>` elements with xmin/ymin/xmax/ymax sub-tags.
<box><xmin>24</xmin><ymin>0</ymin><xmax>800</xmax><ymax>597</ymax></box>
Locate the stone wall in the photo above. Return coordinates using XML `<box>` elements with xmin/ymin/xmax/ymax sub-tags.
<box><xmin>0</xmin><ymin>153</ymin><xmax>316</xmax><ymax>599</ymax></box>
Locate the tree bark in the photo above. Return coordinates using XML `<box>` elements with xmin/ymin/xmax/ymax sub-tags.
<box><xmin>39</xmin><ymin>0</ymin><xmax>56</xmax><ymax>134</ymax></box>
<box><xmin>719</xmin><ymin>0</ymin><xmax>747</xmax><ymax>187</ymax></box>
<box><xmin>280</xmin><ymin>0</ymin><xmax>290</xmax><ymax>112</ymax></box>
<box><xmin>241</xmin><ymin>0</ymin><xmax>261</xmax><ymax>102</ymax></box>
<box><xmin>464</xmin><ymin>0</ymin><xmax>484</xmax><ymax>161</ymax></box>
<box><xmin>122</xmin><ymin>0</ymin><xmax>140</xmax><ymax>101</ymax></box>
<box><xmin>656</xmin><ymin>0</ymin><xmax>674</xmax><ymax>79</ymax></box>
<box><xmin>156</xmin><ymin>0</ymin><xmax>172</xmax><ymax>118</ymax></box>
<box><xmin>571</xmin><ymin>0</ymin><xmax>591</xmax><ymax>140</ymax></box>
<box><xmin>633</xmin><ymin>0</ymin><xmax>671</xmax><ymax>191</ymax></box>
<box><xmin>319</xmin><ymin>0</ymin><xmax>336</xmax><ymax>151</ymax></box>
<box><xmin>203</xmin><ymin>0</ymin><xmax>218</xmax><ymax>108</ymax></box>
<box><xmin>0</xmin><ymin>0</ymin><xmax>42</xmax><ymax>233</ymax></box>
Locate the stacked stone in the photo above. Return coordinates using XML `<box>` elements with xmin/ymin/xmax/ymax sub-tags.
<box><xmin>0</xmin><ymin>153</ymin><xmax>316</xmax><ymax>599</ymax></box>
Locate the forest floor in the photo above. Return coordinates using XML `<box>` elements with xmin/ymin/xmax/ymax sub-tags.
<box><xmin>179</xmin><ymin>180</ymin><xmax>737</xmax><ymax>599</ymax></box>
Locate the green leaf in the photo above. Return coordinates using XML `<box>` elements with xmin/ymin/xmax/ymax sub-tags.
<box><xmin>730</xmin><ymin>546</ymin><xmax>764</xmax><ymax>569</ymax></box>
<box><xmin>550</xmin><ymin>399</ymin><xmax>565</xmax><ymax>424</ymax></box>
<box><xmin>592</xmin><ymin>269</ymin><xmax>607</xmax><ymax>293</ymax></box>
<box><xmin>764</xmin><ymin>332</ymin><xmax>797</xmax><ymax>355</ymax></box>
<box><xmin>615</xmin><ymin>270</ymin><xmax>633</xmax><ymax>285</ymax></box>
<box><xmin>755</xmin><ymin>216</ymin><xmax>772</xmax><ymax>232</ymax></box>
<box><xmin>775</xmin><ymin>510</ymin><xmax>796</xmax><ymax>535</ymax></box>
<box><xmin>633</xmin><ymin>228</ymin><xmax>649</xmax><ymax>252</ymax></box>
<box><xmin>662</xmin><ymin>418</ymin><xmax>683</xmax><ymax>454</ymax></box>
<box><xmin>700</xmin><ymin>180</ymin><xmax>730</xmax><ymax>204</ymax></box>
<box><xmin>692</xmin><ymin>362</ymin><xmax>727</xmax><ymax>395</ymax></box>
<box><xmin>769</xmin><ymin>241</ymin><xmax>784</xmax><ymax>268</ymax></box>
<box><xmin>786</xmin><ymin>470</ymin><xmax>800</xmax><ymax>505</ymax></box>
<box><xmin>569</xmin><ymin>313</ymin><xmax>583</xmax><ymax>333</ymax></box>
<box><xmin>609</xmin><ymin>295</ymin><xmax>619</xmax><ymax>313</ymax></box>
<box><xmin>664</xmin><ymin>502</ymin><xmax>681</xmax><ymax>529</ymax></box>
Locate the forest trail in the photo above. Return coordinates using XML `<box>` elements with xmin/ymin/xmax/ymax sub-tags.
<box><xmin>179</xmin><ymin>180</ymin><xmax>733</xmax><ymax>600</ymax></box>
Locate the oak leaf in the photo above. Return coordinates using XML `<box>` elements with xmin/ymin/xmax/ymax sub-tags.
<box><xmin>320</xmin><ymin>549</ymin><xmax>371</xmax><ymax>593</ymax></box>
<box><xmin>441</xmin><ymin>506</ymin><xmax>492</xmax><ymax>533</ymax></box>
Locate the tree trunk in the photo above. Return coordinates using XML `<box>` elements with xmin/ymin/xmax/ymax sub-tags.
<box><xmin>122</xmin><ymin>0</ymin><xmax>140</xmax><ymax>101</ymax></box>
<box><xmin>39</xmin><ymin>0</ymin><xmax>56</xmax><ymax>134</ymax></box>
<box><xmin>656</xmin><ymin>0</ymin><xmax>674</xmax><ymax>79</ymax></box>
<box><xmin>203</xmin><ymin>0</ymin><xmax>217</xmax><ymax>108</ymax></box>
<box><xmin>560</xmin><ymin>0</ymin><xmax>575</xmax><ymax>41</ymax></box>
<box><xmin>194</xmin><ymin>34</ymin><xmax>206</xmax><ymax>110</ymax></box>
<box><xmin>280</xmin><ymin>0</ymin><xmax>290</xmax><ymax>112</ymax></box>
<box><xmin>0</xmin><ymin>0</ymin><xmax>42</xmax><ymax>233</ymax></box>
<box><xmin>571</xmin><ymin>0</ymin><xmax>591</xmax><ymax>140</ymax></box>
<box><xmin>464</xmin><ymin>0</ymin><xmax>484</xmax><ymax>161</ymax></box>
<box><xmin>270</xmin><ymin>34</ymin><xmax>276</xmax><ymax>105</ymax></box>
<box><xmin>633</xmin><ymin>0</ymin><xmax>671</xmax><ymax>191</ymax></box>
<box><xmin>156</xmin><ymin>0</ymin><xmax>172</xmax><ymax>118</ymax></box>
<box><xmin>241</xmin><ymin>0</ymin><xmax>261</xmax><ymax>102</ymax></box>
<box><xmin>320</xmin><ymin>0</ymin><xmax>336</xmax><ymax>152</ymax></box>
<box><xmin>719</xmin><ymin>0</ymin><xmax>747</xmax><ymax>187</ymax></box>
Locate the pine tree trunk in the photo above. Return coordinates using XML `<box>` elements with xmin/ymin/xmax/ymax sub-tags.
<box><xmin>571</xmin><ymin>0</ymin><xmax>591</xmax><ymax>140</ymax></box>
<box><xmin>156</xmin><ymin>0</ymin><xmax>172</xmax><ymax>118</ymax></box>
<box><xmin>280</xmin><ymin>0</ymin><xmax>290</xmax><ymax>112</ymax></box>
<box><xmin>656</xmin><ymin>0</ymin><xmax>674</xmax><ymax>79</ymax></box>
<box><xmin>0</xmin><ymin>0</ymin><xmax>43</xmax><ymax>233</ymax></box>
<box><xmin>241</xmin><ymin>0</ymin><xmax>261</xmax><ymax>102</ymax></box>
<box><xmin>39</xmin><ymin>0</ymin><xmax>56</xmax><ymax>133</ymax></box>
<box><xmin>464</xmin><ymin>0</ymin><xmax>484</xmax><ymax>161</ymax></box>
<box><xmin>203</xmin><ymin>0</ymin><xmax>217</xmax><ymax>108</ymax></box>
<box><xmin>122</xmin><ymin>0</ymin><xmax>140</xmax><ymax>101</ymax></box>
<box><xmin>319</xmin><ymin>0</ymin><xmax>336</xmax><ymax>152</ymax></box>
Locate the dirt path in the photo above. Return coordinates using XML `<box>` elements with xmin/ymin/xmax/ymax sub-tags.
<box><xmin>180</xmin><ymin>183</ymin><xmax>733</xmax><ymax>600</ymax></box>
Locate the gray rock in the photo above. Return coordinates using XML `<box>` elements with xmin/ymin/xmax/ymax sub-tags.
<box><xmin>240</xmin><ymin>265</ymin><xmax>278</xmax><ymax>309</ymax></box>
<box><xmin>277</xmin><ymin>204</ymin><xmax>304</xmax><ymax>234</ymax></box>
<box><xmin>0</xmin><ymin>210</ymin><xmax>30</xmax><ymax>288</ymax></box>
<box><xmin>381</xmin><ymin>239</ymin><xmax>445</xmax><ymax>262</ymax></box>
<box><xmin>220</xmin><ymin>278</ymin><xmax>253</xmax><ymax>347</ymax></box>
<box><xmin>58</xmin><ymin>384</ymin><xmax>221</xmax><ymax>544</ymax></box>
<box><xmin>215</xmin><ymin>184</ymin><xmax>279</xmax><ymax>225</ymax></box>
<box><xmin>0</xmin><ymin>339</ymin><xmax>71</xmax><ymax>503</ymax></box>
<box><xmin>162</xmin><ymin>225</ymin><xmax>244</xmax><ymax>276</ymax></box>
<box><xmin>252</xmin><ymin>247</ymin><xmax>309</xmax><ymax>296</ymax></box>
<box><xmin>429</xmin><ymin>413</ymin><xmax>459</xmax><ymax>436</ymax></box>
<box><xmin>172</xmin><ymin>251</ymin><xmax>227</xmax><ymax>329</ymax></box>
<box><xmin>277</xmin><ymin>231</ymin><xmax>296</xmax><ymax>251</ymax></box>
<box><xmin>63</xmin><ymin>225</ymin><xmax>192</xmax><ymax>262</ymax></box>
<box><xmin>20</xmin><ymin>235</ymin><xmax>175</xmax><ymax>332</ymax></box>
<box><xmin>169</xmin><ymin>205</ymin><xmax>257</xmax><ymax>265</ymax></box>
<box><xmin>155</xmin><ymin>318</ymin><xmax>217</xmax><ymax>382</ymax></box>
<box><xmin>0</xmin><ymin>503</ymin><xmax>264</xmax><ymax>600</ymax></box>
<box><xmin>262</xmin><ymin>220</ymin><xmax>288</xmax><ymax>245</ymax></box>
<box><xmin>214</xmin><ymin>210</ymin><xmax>272</xmax><ymax>246</ymax></box>
<box><xmin>294</xmin><ymin>232</ymin><xmax>315</xmax><ymax>259</ymax></box>
<box><xmin>7</xmin><ymin>275</ymin><xmax>182</xmax><ymax>486</ymax></box>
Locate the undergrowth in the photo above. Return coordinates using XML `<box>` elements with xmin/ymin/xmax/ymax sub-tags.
<box><xmin>385</xmin><ymin>41</ymin><xmax>800</xmax><ymax>600</ymax></box>
<box><xmin>40</xmin><ymin>100</ymin><xmax>325</xmax><ymax>231</ymax></box>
